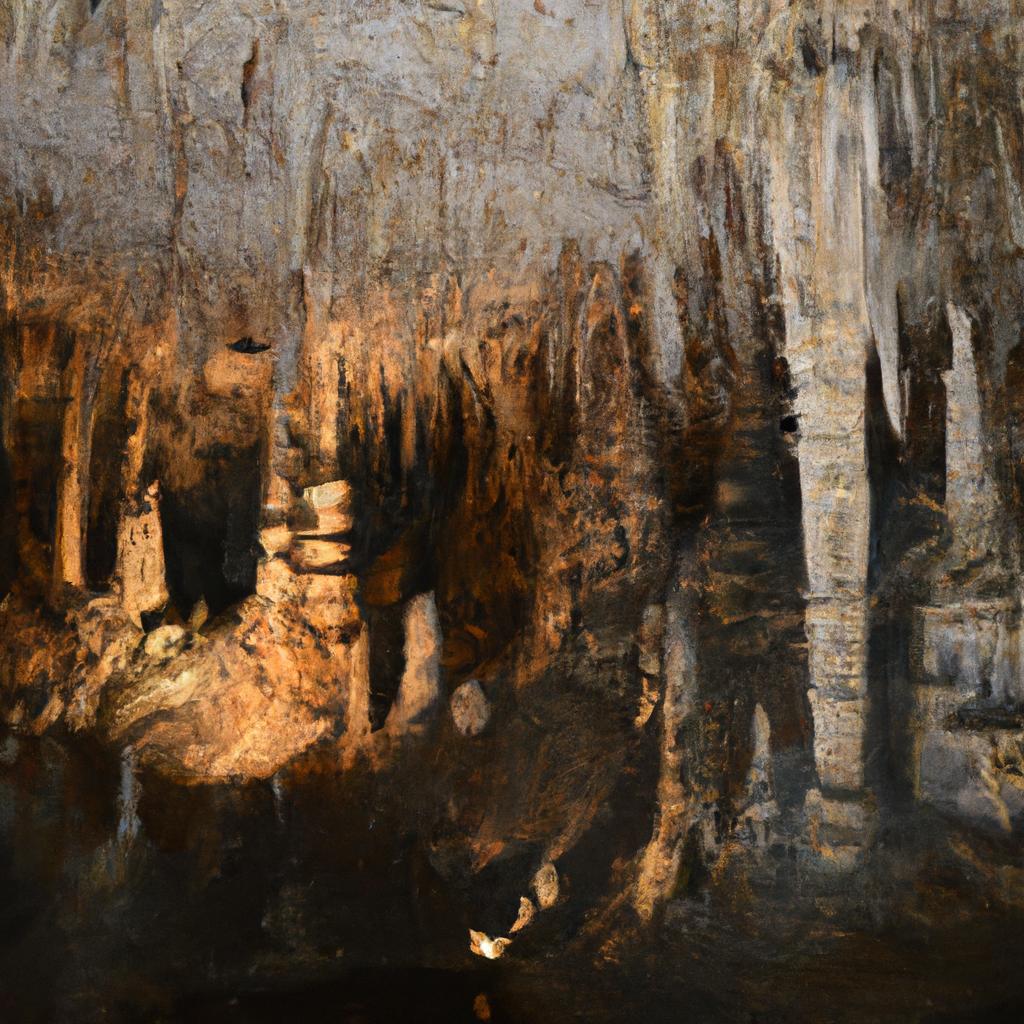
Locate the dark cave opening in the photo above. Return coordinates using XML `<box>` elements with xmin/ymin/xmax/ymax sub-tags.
<box><xmin>228</xmin><ymin>336</ymin><xmax>271</xmax><ymax>355</ymax></box>
<box><xmin>17</xmin><ymin>397</ymin><xmax>63</xmax><ymax>581</ymax></box>
<box><xmin>85</xmin><ymin>371</ymin><xmax>131</xmax><ymax>591</ymax></box>
<box><xmin>157</xmin><ymin>446</ymin><xmax>262</xmax><ymax>618</ymax></box>
<box><xmin>341</xmin><ymin>387</ymin><xmax>428</xmax><ymax>729</ymax></box>
<box><xmin>689</xmin><ymin>307</ymin><xmax>814</xmax><ymax>814</ymax></box>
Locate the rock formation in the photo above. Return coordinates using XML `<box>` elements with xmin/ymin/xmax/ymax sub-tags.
<box><xmin>2</xmin><ymin>1</ymin><xmax>1024</xmax><ymax>1016</ymax></box>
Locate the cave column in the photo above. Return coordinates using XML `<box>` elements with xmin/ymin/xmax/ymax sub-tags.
<box><xmin>797</xmin><ymin>362</ymin><xmax>871</xmax><ymax>792</ymax></box>
<box><xmin>115</xmin><ymin>375</ymin><xmax>168</xmax><ymax>627</ymax></box>
<box><xmin>766</xmin><ymin>55</ymin><xmax>875</xmax><ymax>856</ymax></box>
<box><xmin>943</xmin><ymin>303</ymin><xmax>1001</xmax><ymax>558</ymax></box>
<box><xmin>52</xmin><ymin>339</ymin><xmax>92</xmax><ymax>596</ymax></box>
<box><xmin>908</xmin><ymin>304</ymin><xmax>1018</xmax><ymax>824</ymax></box>
<box><xmin>803</xmin><ymin>67</ymin><xmax>874</xmax><ymax>849</ymax></box>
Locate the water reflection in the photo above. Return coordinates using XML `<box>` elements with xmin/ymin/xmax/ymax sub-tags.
<box><xmin>2</xmin><ymin>727</ymin><xmax>1023</xmax><ymax>1023</ymax></box>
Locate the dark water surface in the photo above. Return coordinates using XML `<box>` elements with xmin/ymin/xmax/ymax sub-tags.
<box><xmin>1</xmin><ymin>728</ymin><xmax>1023</xmax><ymax>1023</ymax></box>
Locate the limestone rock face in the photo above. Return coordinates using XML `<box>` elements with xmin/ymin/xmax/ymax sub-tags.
<box><xmin>2</xmin><ymin>0</ymin><xmax>1024</xmax><ymax>961</ymax></box>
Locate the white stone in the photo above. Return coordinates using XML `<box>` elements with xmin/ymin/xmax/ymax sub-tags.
<box><xmin>532</xmin><ymin>861</ymin><xmax>559</xmax><ymax>910</ymax></box>
<box><xmin>142</xmin><ymin>624</ymin><xmax>187</xmax><ymax>661</ymax></box>
<box><xmin>450</xmin><ymin>679</ymin><xmax>490</xmax><ymax>737</ymax></box>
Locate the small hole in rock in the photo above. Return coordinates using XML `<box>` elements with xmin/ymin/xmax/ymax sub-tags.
<box><xmin>241</xmin><ymin>40</ymin><xmax>259</xmax><ymax>113</ymax></box>
<box><xmin>90</xmin><ymin>0</ymin><xmax>102</xmax><ymax>12</ymax></box>
<box><xmin>779</xmin><ymin>415</ymin><xmax>799</xmax><ymax>434</ymax></box>
<box><xmin>228</xmin><ymin>336</ymin><xmax>271</xmax><ymax>354</ymax></box>
<box><xmin>140</xmin><ymin>609</ymin><xmax>165</xmax><ymax>633</ymax></box>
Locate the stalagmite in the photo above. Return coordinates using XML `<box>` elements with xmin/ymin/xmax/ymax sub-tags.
<box><xmin>745</xmin><ymin>703</ymin><xmax>774</xmax><ymax>805</ymax></box>
<box><xmin>52</xmin><ymin>342</ymin><xmax>90</xmax><ymax>594</ymax></box>
<box><xmin>116</xmin><ymin>481</ymin><xmax>169</xmax><ymax>629</ymax></box>
<box><xmin>468</xmin><ymin>929</ymin><xmax>511</xmax><ymax>961</ymax></box>
<box><xmin>943</xmin><ymin>303</ymin><xmax>999</xmax><ymax>559</ymax></box>
<box><xmin>739</xmin><ymin>703</ymin><xmax>778</xmax><ymax>848</ymax></box>
<box><xmin>532</xmin><ymin>862</ymin><xmax>559</xmax><ymax>910</ymax></box>
<box><xmin>634</xmin><ymin>604</ymin><xmax>664</xmax><ymax>729</ymax></box>
<box><xmin>342</xmin><ymin>625</ymin><xmax>372</xmax><ymax>757</ymax></box>
<box><xmin>385</xmin><ymin>592</ymin><xmax>443</xmax><ymax>736</ymax></box>
<box><xmin>635</xmin><ymin>579</ymin><xmax>700</xmax><ymax>919</ymax></box>
<box><xmin>509</xmin><ymin>896</ymin><xmax>536</xmax><ymax>934</ymax></box>
<box><xmin>764</xmin><ymin>32</ymin><xmax>875</xmax><ymax>840</ymax></box>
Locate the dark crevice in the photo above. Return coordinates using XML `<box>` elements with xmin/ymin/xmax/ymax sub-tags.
<box><xmin>20</xmin><ymin>403</ymin><xmax>62</xmax><ymax>561</ymax></box>
<box><xmin>228</xmin><ymin>336</ymin><xmax>270</xmax><ymax>354</ymax></box>
<box><xmin>899</xmin><ymin>293</ymin><xmax>950</xmax><ymax>506</ymax></box>
<box><xmin>366</xmin><ymin>604</ymin><xmax>407</xmax><ymax>732</ymax></box>
<box><xmin>686</xmin><ymin>235</ymin><xmax>814</xmax><ymax>815</ymax></box>
<box><xmin>241</xmin><ymin>41</ymin><xmax>259</xmax><ymax>119</ymax></box>
<box><xmin>799</xmin><ymin>24</ymin><xmax>827</xmax><ymax>76</ymax></box>
<box><xmin>0</xmin><ymin>443</ymin><xmax>15</xmax><ymax>598</ymax></box>
<box><xmin>1004</xmin><ymin>342</ymin><xmax>1024</xmax><ymax>548</ymax></box>
<box><xmin>85</xmin><ymin>370</ymin><xmax>131</xmax><ymax>590</ymax></box>
<box><xmin>0</xmin><ymin>328</ymin><xmax>17</xmax><ymax>598</ymax></box>
<box><xmin>864</xmin><ymin>346</ymin><xmax>913</xmax><ymax>808</ymax></box>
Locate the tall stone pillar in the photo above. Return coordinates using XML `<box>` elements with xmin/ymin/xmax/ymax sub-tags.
<box><xmin>943</xmin><ymin>303</ymin><xmax>1001</xmax><ymax>559</ymax></box>
<box><xmin>115</xmin><ymin>377</ymin><xmax>168</xmax><ymax>628</ymax></box>
<box><xmin>763</xmin><ymin>36</ymin><xmax>880</xmax><ymax>859</ymax></box>
<box><xmin>52</xmin><ymin>342</ymin><xmax>91</xmax><ymax>595</ymax></box>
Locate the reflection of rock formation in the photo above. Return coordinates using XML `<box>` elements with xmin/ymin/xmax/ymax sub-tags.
<box><xmin>2</xmin><ymin>0</ymin><xmax>1024</xmax><ymax>936</ymax></box>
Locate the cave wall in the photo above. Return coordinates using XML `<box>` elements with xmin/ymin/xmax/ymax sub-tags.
<box><xmin>2</xmin><ymin>0</ymin><xmax>1024</xmax><ymax>910</ymax></box>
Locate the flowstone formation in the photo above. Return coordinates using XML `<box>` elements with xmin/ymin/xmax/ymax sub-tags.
<box><xmin>2</xmin><ymin>1</ymin><xmax>1024</xmax><ymax>1014</ymax></box>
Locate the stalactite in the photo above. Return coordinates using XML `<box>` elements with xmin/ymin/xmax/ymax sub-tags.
<box><xmin>2</xmin><ymin>8</ymin><xmax>1024</xmax><ymax>983</ymax></box>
